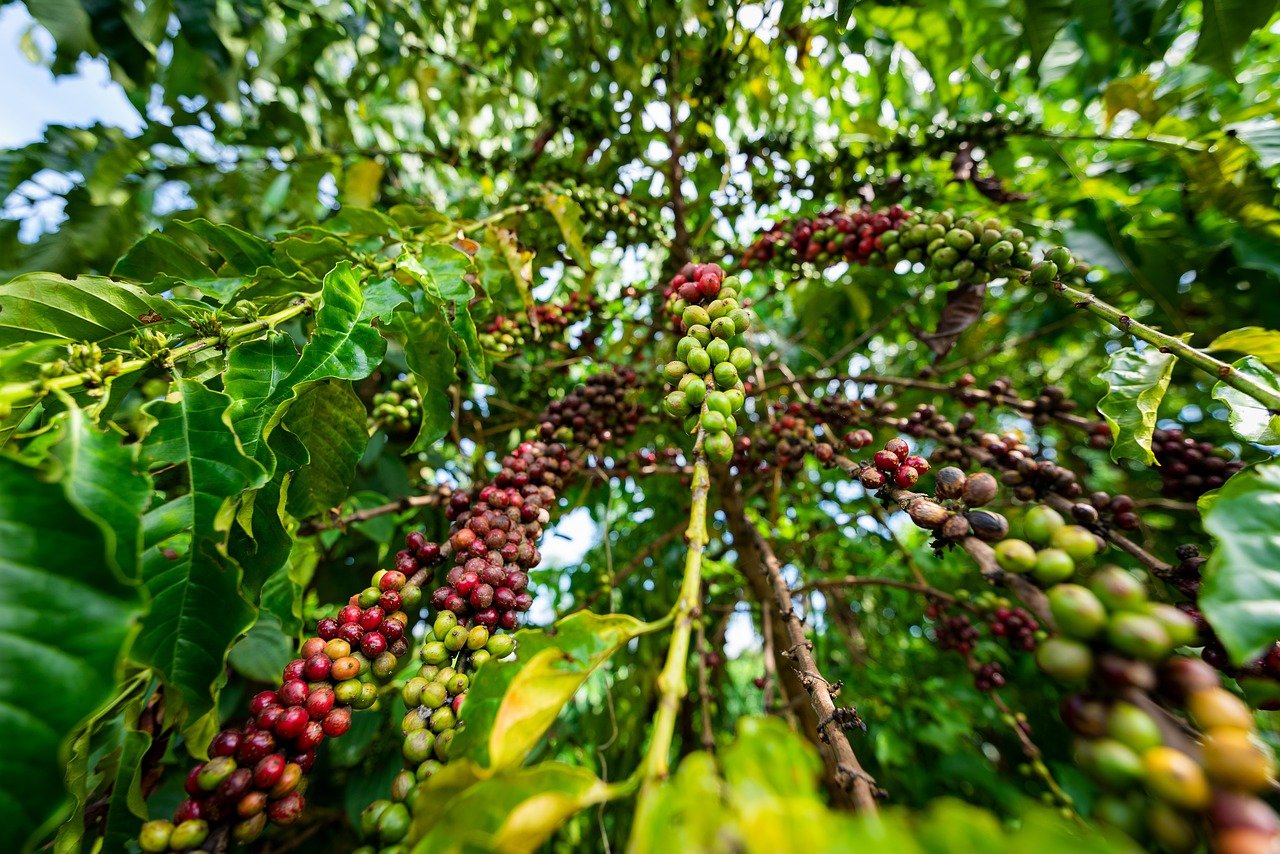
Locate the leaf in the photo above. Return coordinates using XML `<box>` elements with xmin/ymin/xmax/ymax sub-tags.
<box><xmin>1212</xmin><ymin>356</ymin><xmax>1280</xmax><ymax>445</ymax></box>
<box><xmin>1201</xmin><ymin>464</ymin><xmax>1280</xmax><ymax>664</ymax></box>
<box><xmin>0</xmin><ymin>455</ymin><xmax>146</xmax><ymax>851</ymax></box>
<box><xmin>224</xmin><ymin>332</ymin><xmax>302</xmax><ymax>462</ymax></box>
<box><xmin>452</xmin><ymin>610</ymin><xmax>651</xmax><ymax>769</ymax></box>
<box><xmin>283</xmin><ymin>380</ymin><xmax>369</xmax><ymax>519</ymax></box>
<box><xmin>1207</xmin><ymin>327</ymin><xmax>1280</xmax><ymax>370</ymax></box>
<box><xmin>836</xmin><ymin>0</ymin><xmax>857</xmax><ymax>28</ymax></box>
<box><xmin>919</xmin><ymin>283</ymin><xmax>985</xmax><ymax>358</ymax></box>
<box><xmin>1193</xmin><ymin>0</ymin><xmax>1279</xmax><ymax>77</ymax></box>
<box><xmin>398</xmin><ymin>244</ymin><xmax>475</xmax><ymax>303</ymax></box>
<box><xmin>1228</xmin><ymin>120</ymin><xmax>1280</xmax><ymax>170</ymax></box>
<box><xmin>342</xmin><ymin>158</ymin><xmax>385</xmax><ymax>208</ymax></box>
<box><xmin>1021</xmin><ymin>0</ymin><xmax>1073</xmax><ymax>73</ymax></box>
<box><xmin>0</xmin><ymin>273</ymin><xmax>174</xmax><ymax>348</ymax></box>
<box><xmin>1097</xmin><ymin>346</ymin><xmax>1176</xmax><ymax>464</ymax></box>
<box><xmin>490</xmin><ymin>226</ymin><xmax>539</xmax><ymax>340</ymax></box>
<box><xmin>389</xmin><ymin>310</ymin><xmax>456</xmax><ymax>454</ymax></box>
<box><xmin>408</xmin><ymin>762</ymin><xmax>609</xmax><ymax>853</ymax></box>
<box><xmin>359</xmin><ymin>276</ymin><xmax>413</xmax><ymax>323</ymax></box>
<box><xmin>111</xmin><ymin>219</ymin><xmax>281</xmax><ymax>299</ymax></box>
<box><xmin>228</xmin><ymin>611</ymin><xmax>293</xmax><ymax>683</ymax></box>
<box><xmin>52</xmin><ymin>405</ymin><xmax>150</xmax><ymax>580</ymax></box>
<box><xmin>133</xmin><ymin>379</ymin><xmax>265</xmax><ymax>737</ymax></box>
<box><xmin>541</xmin><ymin>192</ymin><xmax>594</xmax><ymax>271</ymax></box>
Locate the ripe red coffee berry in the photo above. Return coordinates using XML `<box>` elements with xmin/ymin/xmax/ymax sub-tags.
<box><xmin>903</xmin><ymin>455</ymin><xmax>930</xmax><ymax>474</ymax></box>
<box><xmin>873</xmin><ymin>450</ymin><xmax>900</xmax><ymax>472</ymax></box>
<box><xmin>379</xmin><ymin>590</ymin><xmax>402</xmax><ymax>612</ymax></box>
<box><xmin>894</xmin><ymin>466</ymin><xmax>919</xmax><ymax>488</ymax></box>
<box><xmin>381</xmin><ymin>618</ymin><xmax>405</xmax><ymax>641</ymax></box>
<box><xmin>275</xmin><ymin>707</ymin><xmax>309</xmax><ymax>739</ymax></box>
<box><xmin>322</xmin><ymin>707</ymin><xmax>352</xmax><ymax>737</ymax></box>
<box><xmin>282</xmin><ymin>658</ymin><xmax>306</xmax><ymax>681</ymax></box>
<box><xmin>210</xmin><ymin>729</ymin><xmax>242</xmax><ymax>758</ymax></box>
<box><xmin>338</xmin><ymin>622</ymin><xmax>365</xmax><ymax>644</ymax></box>
<box><xmin>305</xmin><ymin>685</ymin><xmax>335</xmax><ymax>719</ymax></box>
<box><xmin>174</xmin><ymin>799</ymin><xmax>203</xmax><ymax>823</ymax></box>
<box><xmin>185</xmin><ymin>764</ymin><xmax>205</xmax><ymax>796</ymax></box>
<box><xmin>379</xmin><ymin>569</ymin><xmax>407</xmax><ymax>591</ymax></box>
<box><xmin>361</xmin><ymin>632</ymin><xmax>387</xmax><ymax>657</ymax></box>
<box><xmin>252</xmin><ymin>754</ymin><xmax>286</xmax><ymax>789</ymax></box>
<box><xmin>303</xmin><ymin>653</ymin><xmax>332</xmax><ymax>681</ymax></box>
<box><xmin>249</xmin><ymin>690</ymin><xmax>278</xmax><ymax>716</ymax></box>
<box><xmin>359</xmin><ymin>606</ymin><xmax>385</xmax><ymax>631</ymax></box>
<box><xmin>267</xmin><ymin>792</ymin><xmax>305</xmax><ymax>826</ymax></box>
<box><xmin>885</xmin><ymin>437</ymin><xmax>909</xmax><ymax>460</ymax></box>
<box><xmin>861</xmin><ymin>468</ymin><xmax>886</xmax><ymax>489</ymax></box>
<box><xmin>316</xmin><ymin>617</ymin><xmax>340</xmax><ymax>640</ymax></box>
<box><xmin>257</xmin><ymin>705</ymin><xmax>284</xmax><ymax>730</ymax></box>
<box><xmin>295</xmin><ymin>721</ymin><xmax>325</xmax><ymax>751</ymax></box>
<box><xmin>237</xmin><ymin>730</ymin><xmax>277</xmax><ymax>765</ymax></box>
<box><xmin>279</xmin><ymin>679</ymin><xmax>308</xmax><ymax>707</ymax></box>
<box><xmin>300</xmin><ymin>637</ymin><xmax>325</xmax><ymax>658</ymax></box>
<box><xmin>338</xmin><ymin>604</ymin><xmax>363</xmax><ymax>624</ymax></box>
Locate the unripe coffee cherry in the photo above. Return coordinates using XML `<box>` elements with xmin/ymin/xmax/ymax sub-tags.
<box><xmin>138</xmin><ymin>820</ymin><xmax>173</xmax><ymax>852</ymax></box>
<box><xmin>994</xmin><ymin>539</ymin><xmax>1036</xmax><ymax>573</ymax></box>
<box><xmin>1036</xmin><ymin>636</ymin><xmax>1093</xmax><ymax>681</ymax></box>
<box><xmin>1047</xmin><ymin>584</ymin><xmax>1106</xmax><ymax>638</ymax></box>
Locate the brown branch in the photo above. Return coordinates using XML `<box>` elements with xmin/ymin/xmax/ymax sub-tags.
<box><xmin>800</xmin><ymin>576</ymin><xmax>964</xmax><ymax>607</ymax></box>
<box><xmin>720</xmin><ymin>479</ymin><xmax>881</xmax><ymax>812</ymax></box>
<box><xmin>299</xmin><ymin>489</ymin><xmax>452</xmax><ymax>536</ymax></box>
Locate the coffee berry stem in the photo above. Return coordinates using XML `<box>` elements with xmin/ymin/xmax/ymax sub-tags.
<box><xmin>629</xmin><ymin>450</ymin><xmax>712</xmax><ymax>849</ymax></box>
<box><xmin>1043</xmin><ymin>278</ymin><xmax>1280</xmax><ymax>414</ymax></box>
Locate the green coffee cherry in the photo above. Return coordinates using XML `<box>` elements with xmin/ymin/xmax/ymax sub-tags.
<box><xmin>139</xmin><ymin>820</ymin><xmax>174</xmax><ymax>853</ymax></box>
<box><xmin>994</xmin><ymin>539</ymin><xmax>1036</xmax><ymax>573</ymax></box>
<box><xmin>710</xmin><ymin>316</ymin><xmax>736</xmax><ymax>339</ymax></box>
<box><xmin>705</xmin><ymin>431</ymin><xmax>734</xmax><ymax>464</ymax></box>
<box><xmin>1107</xmin><ymin>612</ymin><xmax>1173</xmax><ymax>661</ymax></box>
<box><xmin>421</xmin><ymin>641</ymin><xmax>448</xmax><ymax>665</ymax></box>
<box><xmin>713</xmin><ymin>362</ymin><xmax>739</xmax><ymax>388</ymax></box>
<box><xmin>701</xmin><ymin>411</ymin><xmax>728</xmax><ymax>433</ymax></box>
<box><xmin>402</xmin><ymin>677</ymin><xmax>429</xmax><ymax>707</ymax></box>
<box><xmin>470</xmin><ymin>649</ymin><xmax>492</xmax><ymax>667</ymax></box>
<box><xmin>664</xmin><ymin>390</ymin><xmax>691</xmax><ymax>417</ymax></box>
<box><xmin>1023</xmin><ymin>505</ymin><xmax>1065</xmax><ymax>545</ymax></box>
<box><xmin>420</xmin><ymin>681</ymin><xmax>448</xmax><ymax>709</ymax></box>
<box><xmin>683</xmin><ymin>375</ymin><xmax>707</xmax><ymax>405</ymax></box>
<box><xmin>1051</xmin><ymin>525</ymin><xmax>1099</xmax><ymax>561</ymax></box>
<box><xmin>729</xmin><ymin>347</ymin><xmax>752</xmax><ymax>374</ymax></box>
<box><xmin>433</xmin><ymin>611</ymin><xmax>458</xmax><ymax>638</ymax></box>
<box><xmin>1029</xmin><ymin>260</ymin><xmax>1058</xmax><ymax>285</ymax></box>
<box><xmin>706</xmin><ymin>391</ymin><xmax>732</xmax><ymax>418</ymax></box>
<box><xmin>683</xmin><ymin>306</ymin><xmax>711</xmax><ymax>327</ymax></box>
<box><xmin>1033</xmin><ymin>548</ymin><xmax>1076</xmax><ymax>584</ymax></box>
<box><xmin>361</xmin><ymin>800</ymin><xmax>390</xmax><ymax>837</ymax></box>
<box><xmin>723</xmin><ymin>388</ymin><xmax>745</xmax><ymax>411</ymax></box>
<box><xmin>467</xmin><ymin>625</ymin><xmax>490</xmax><ymax>650</ymax></box>
<box><xmin>378</xmin><ymin>803</ymin><xmax>411</xmax><ymax>844</ymax></box>
<box><xmin>1047</xmin><ymin>584</ymin><xmax>1107</xmax><ymax>639</ymax></box>
<box><xmin>430</xmin><ymin>706</ymin><xmax>457</xmax><ymax>733</ymax></box>
<box><xmin>663</xmin><ymin>360</ymin><xmax>688</xmax><ymax>382</ymax></box>
<box><xmin>686</xmin><ymin>348</ymin><xmax>711</xmax><ymax>374</ymax></box>
<box><xmin>707</xmin><ymin>338</ymin><xmax>730</xmax><ymax>364</ymax></box>
<box><xmin>676</xmin><ymin>336</ymin><xmax>699</xmax><ymax>360</ymax></box>
<box><xmin>1036</xmin><ymin>636</ymin><xmax>1093</xmax><ymax>681</ymax></box>
<box><xmin>729</xmin><ymin>308</ymin><xmax>752</xmax><ymax>332</ymax></box>
<box><xmin>487</xmin><ymin>634</ymin><xmax>516</xmax><ymax>658</ymax></box>
<box><xmin>170</xmin><ymin>819</ymin><xmax>210</xmax><ymax>850</ymax></box>
<box><xmin>403</xmin><ymin>729</ymin><xmax>436</xmax><ymax>764</ymax></box>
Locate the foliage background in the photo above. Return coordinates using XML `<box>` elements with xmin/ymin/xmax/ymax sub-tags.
<box><xmin>1</xmin><ymin>0</ymin><xmax>1279</xmax><ymax>851</ymax></box>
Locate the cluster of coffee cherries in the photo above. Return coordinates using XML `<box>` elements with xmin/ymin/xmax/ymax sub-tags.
<box><xmin>139</xmin><ymin>567</ymin><xmax>421</xmax><ymax>851</ymax></box>
<box><xmin>751</xmin><ymin>403</ymin><xmax>827</xmax><ymax>476</ymax></box>
<box><xmin>351</xmin><ymin>616</ymin><xmax>518</xmax><ymax>852</ymax></box>
<box><xmin>876</xmin><ymin>210</ymin><xmax>1036</xmax><ymax>284</ymax></box>
<box><xmin>738</xmin><ymin>204</ymin><xmax>912</xmax><ymax>268</ymax></box>
<box><xmin>537</xmin><ymin>368</ymin><xmax>642</xmax><ymax>450</ymax></box>
<box><xmin>369</xmin><ymin>375</ymin><xmax>421</xmax><ymax>437</ymax></box>
<box><xmin>856</xmin><ymin>438</ymin><xmax>1009</xmax><ymax>543</ymax></box>
<box><xmin>993</xmin><ymin>505</ymin><xmax>1106</xmax><ymax>586</ymax></box>
<box><xmin>926</xmin><ymin>595</ymin><xmax>1039</xmax><ymax>691</ymax></box>
<box><xmin>479</xmin><ymin>292</ymin><xmax>598</xmax><ymax>358</ymax></box>
<box><xmin>1152</xmin><ymin>426</ymin><xmax>1244</xmax><ymax>500</ymax></box>
<box><xmin>1049</xmin><ymin>615</ymin><xmax>1277</xmax><ymax>851</ymax></box>
<box><xmin>659</xmin><ymin>263</ymin><xmax>753</xmax><ymax>464</ymax></box>
<box><xmin>427</xmin><ymin>440</ymin><xmax>568</xmax><ymax>630</ymax></box>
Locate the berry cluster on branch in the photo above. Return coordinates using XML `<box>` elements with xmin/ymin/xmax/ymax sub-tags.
<box><xmin>139</xmin><ymin>568</ymin><xmax>422</xmax><ymax>851</ymax></box>
<box><xmin>538</xmin><ymin>368</ymin><xmax>642</xmax><ymax>450</ymax></box>
<box><xmin>479</xmin><ymin>292</ymin><xmax>599</xmax><ymax>358</ymax></box>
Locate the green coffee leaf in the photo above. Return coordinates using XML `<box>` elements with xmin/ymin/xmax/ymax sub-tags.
<box><xmin>1097</xmin><ymin>346</ymin><xmax>1176</xmax><ymax>464</ymax></box>
<box><xmin>453</xmin><ymin>611</ymin><xmax>651</xmax><ymax>769</ymax></box>
<box><xmin>283</xmin><ymin>380</ymin><xmax>369</xmax><ymax>519</ymax></box>
<box><xmin>133</xmin><ymin>379</ymin><xmax>265</xmax><ymax>737</ymax></box>
<box><xmin>0</xmin><ymin>273</ymin><xmax>174</xmax><ymax>348</ymax></box>
<box><xmin>0</xmin><ymin>454</ymin><xmax>146</xmax><ymax>850</ymax></box>
<box><xmin>1200</xmin><ymin>463</ymin><xmax>1280</xmax><ymax>664</ymax></box>
<box><xmin>389</xmin><ymin>309</ymin><xmax>456</xmax><ymax>454</ymax></box>
<box><xmin>1208</xmin><ymin>327</ymin><xmax>1280</xmax><ymax>370</ymax></box>
<box><xmin>1212</xmin><ymin>356</ymin><xmax>1280</xmax><ymax>444</ymax></box>
<box><xmin>1193</xmin><ymin>0</ymin><xmax>1279</xmax><ymax>77</ymax></box>
<box><xmin>409</xmin><ymin>761</ymin><xmax>609</xmax><ymax>853</ymax></box>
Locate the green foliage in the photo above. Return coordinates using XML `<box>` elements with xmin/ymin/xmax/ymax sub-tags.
<box><xmin>2</xmin><ymin>0</ymin><xmax>1280</xmax><ymax>851</ymax></box>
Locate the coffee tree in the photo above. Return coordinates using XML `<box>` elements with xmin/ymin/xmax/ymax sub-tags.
<box><xmin>3</xmin><ymin>1</ymin><xmax>1280</xmax><ymax>851</ymax></box>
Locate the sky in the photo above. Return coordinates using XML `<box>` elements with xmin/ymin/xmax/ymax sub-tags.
<box><xmin>0</xmin><ymin>4</ymin><xmax>144</xmax><ymax>148</ymax></box>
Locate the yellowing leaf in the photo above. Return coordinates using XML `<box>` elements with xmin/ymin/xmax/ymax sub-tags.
<box><xmin>342</xmin><ymin>159</ymin><xmax>384</xmax><ymax>208</ymax></box>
